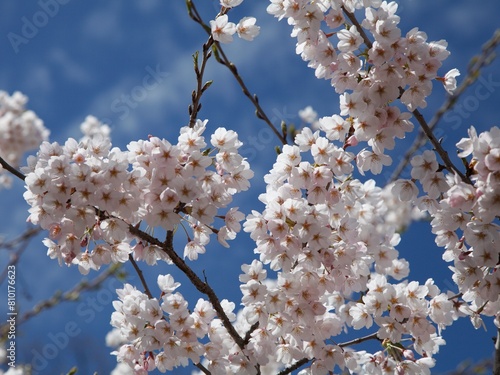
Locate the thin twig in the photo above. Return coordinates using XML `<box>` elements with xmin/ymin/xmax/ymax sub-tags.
<box><xmin>278</xmin><ymin>358</ymin><xmax>311</xmax><ymax>375</ymax></box>
<box><xmin>211</xmin><ymin>44</ymin><xmax>287</xmax><ymax>145</ymax></box>
<box><xmin>0</xmin><ymin>155</ymin><xmax>26</xmax><ymax>181</ymax></box>
<box><xmin>195</xmin><ymin>362</ymin><xmax>211</xmax><ymax>375</ymax></box>
<box><xmin>186</xmin><ymin>1</ymin><xmax>226</xmax><ymax>128</ymax></box>
<box><xmin>0</xmin><ymin>226</ymin><xmax>41</xmax><ymax>284</ymax></box>
<box><xmin>338</xmin><ymin>332</ymin><xmax>380</xmax><ymax>347</ymax></box>
<box><xmin>128</xmin><ymin>225</ymin><xmax>246</xmax><ymax>351</ymax></box>
<box><xmin>278</xmin><ymin>331</ymin><xmax>380</xmax><ymax>374</ymax></box>
<box><xmin>0</xmin><ymin>264</ymin><xmax>122</xmax><ymax>339</ymax></box>
<box><xmin>343</xmin><ymin>7</ymin><xmax>470</xmax><ymax>183</ymax></box>
<box><xmin>447</xmin><ymin>292</ymin><xmax>463</xmax><ymax>301</ymax></box>
<box><xmin>187</xmin><ymin>0</ymin><xmax>287</xmax><ymax>145</ymax></box>
<box><xmin>342</xmin><ymin>7</ymin><xmax>373</xmax><ymax>49</ymax></box>
<box><xmin>390</xmin><ymin>29</ymin><xmax>500</xmax><ymax>183</ymax></box>
<box><xmin>128</xmin><ymin>254</ymin><xmax>154</xmax><ymax>299</ymax></box>
<box><xmin>0</xmin><ymin>226</ymin><xmax>41</xmax><ymax>251</ymax></box>
<box><xmin>188</xmin><ymin>40</ymin><xmax>214</xmax><ymax>127</ymax></box>
<box><xmin>412</xmin><ymin>108</ymin><xmax>470</xmax><ymax>182</ymax></box>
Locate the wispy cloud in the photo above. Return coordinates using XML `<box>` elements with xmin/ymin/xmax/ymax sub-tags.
<box><xmin>48</xmin><ymin>48</ymin><xmax>93</xmax><ymax>85</ymax></box>
<box><xmin>22</xmin><ymin>64</ymin><xmax>53</xmax><ymax>94</ymax></box>
<box><xmin>134</xmin><ymin>0</ymin><xmax>161</xmax><ymax>14</ymax></box>
<box><xmin>81</xmin><ymin>2</ymin><xmax>123</xmax><ymax>44</ymax></box>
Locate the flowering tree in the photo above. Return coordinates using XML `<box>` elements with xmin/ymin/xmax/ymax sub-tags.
<box><xmin>1</xmin><ymin>1</ymin><xmax>500</xmax><ymax>374</ymax></box>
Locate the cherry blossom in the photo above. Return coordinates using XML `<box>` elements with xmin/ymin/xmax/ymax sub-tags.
<box><xmin>236</xmin><ymin>17</ymin><xmax>260</xmax><ymax>41</ymax></box>
<box><xmin>3</xmin><ymin>1</ymin><xmax>498</xmax><ymax>374</ymax></box>
<box><xmin>23</xmin><ymin>119</ymin><xmax>252</xmax><ymax>273</ymax></box>
<box><xmin>0</xmin><ymin>91</ymin><xmax>49</xmax><ymax>188</ymax></box>
<box><xmin>210</xmin><ymin>15</ymin><xmax>236</xmax><ymax>43</ymax></box>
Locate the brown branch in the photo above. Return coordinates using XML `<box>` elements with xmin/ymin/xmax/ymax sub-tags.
<box><xmin>0</xmin><ymin>155</ymin><xmax>26</xmax><ymax>181</ymax></box>
<box><xmin>412</xmin><ymin>108</ymin><xmax>470</xmax><ymax>182</ymax></box>
<box><xmin>211</xmin><ymin>43</ymin><xmax>287</xmax><ymax>145</ymax></box>
<box><xmin>338</xmin><ymin>332</ymin><xmax>380</xmax><ymax>347</ymax></box>
<box><xmin>243</xmin><ymin>321</ymin><xmax>259</xmax><ymax>346</ymax></box>
<box><xmin>189</xmin><ymin>41</ymin><xmax>214</xmax><ymax>128</ymax></box>
<box><xmin>342</xmin><ymin>7</ymin><xmax>373</xmax><ymax>50</ymax></box>
<box><xmin>278</xmin><ymin>358</ymin><xmax>311</xmax><ymax>375</ymax></box>
<box><xmin>390</xmin><ymin>29</ymin><xmax>500</xmax><ymax>183</ymax></box>
<box><xmin>128</xmin><ymin>225</ymin><xmax>246</xmax><ymax>351</ymax></box>
<box><xmin>343</xmin><ymin>6</ymin><xmax>470</xmax><ymax>183</ymax></box>
<box><xmin>447</xmin><ymin>292</ymin><xmax>463</xmax><ymax>301</ymax></box>
<box><xmin>278</xmin><ymin>332</ymin><xmax>381</xmax><ymax>374</ymax></box>
<box><xmin>195</xmin><ymin>362</ymin><xmax>211</xmax><ymax>375</ymax></box>
<box><xmin>186</xmin><ymin>1</ymin><xmax>227</xmax><ymax>128</ymax></box>
<box><xmin>0</xmin><ymin>226</ymin><xmax>42</xmax><ymax>284</ymax></box>
<box><xmin>128</xmin><ymin>254</ymin><xmax>154</xmax><ymax>299</ymax></box>
<box><xmin>187</xmin><ymin>0</ymin><xmax>287</xmax><ymax>145</ymax></box>
<box><xmin>0</xmin><ymin>264</ymin><xmax>122</xmax><ymax>339</ymax></box>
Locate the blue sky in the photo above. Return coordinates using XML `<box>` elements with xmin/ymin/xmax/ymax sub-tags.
<box><xmin>0</xmin><ymin>1</ymin><xmax>499</xmax><ymax>374</ymax></box>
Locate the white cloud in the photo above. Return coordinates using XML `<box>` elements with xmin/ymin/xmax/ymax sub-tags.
<box><xmin>62</xmin><ymin>58</ymin><xmax>192</xmax><ymax>142</ymax></box>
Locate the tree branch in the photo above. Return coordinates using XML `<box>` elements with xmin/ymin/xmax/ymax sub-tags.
<box><xmin>343</xmin><ymin>6</ymin><xmax>472</xmax><ymax>183</ymax></box>
<box><xmin>390</xmin><ymin>29</ymin><xmax>500</xmax><ymax>183</ymax></box>
<box><xmin>187</xmin><ymin>0</ymin><xmax>287</xmax><ymax>145</ymax></box>
<box><xmin>0</xmin><ymin>226</ymin><xmax>41</xmax><ymax>284</ymax></box>
<box><xmin>0</xmin><ymin>155</ymin><xmax>26</xmax><ymax>181</ymax></box>
<box><xmin>243</xmin><ymin>321</ymin><xmax>259</xmax><ymax>346</ymax></box>
<box><xmin>195</xmin><ymin>362</ymin><xmax>211</xmax><ymax>375</ymax></box>
<box><xmin>277</xmin><ymin>332</ymin><xmax>381</xmax><ymax>374</ymax></box>
<box><xmin>128</xmin><ymin>225</ymin><xmax>247</xmax><ymax>351</ymax></box>
<box><xmin>411</xmin><ymin>108</ymin><xmax>470</xmax><ymax>182</ymax></box>
<box><xmin>210</xmin><ymin>43</ymin><xmax>288</xmax><ymax>145</ymax></box>
<box><xmin>128</xmin><ymin>254</ymin><xmax>154</xmax><ymax>299</ymax></box>
<box><xmin>342</xmin><ymin>7</ymin><xmax>373</xmax><ymax>49</ymax></box>
<box><xmin>278</xmin><ymin>358</ymin><xmax>311</xmax><ymax>375</ymax></box>
<box><xmin>338</xmin><ymin>331</ymin><xmax>380</xmax><ymax>347</ymax></box>
<box><xmin>189</xmin><ymin>40</ymin><xmax>214</xmax><ymax>128</ymax></box>
<box><xmin>0</xmin><ymin>264</ymin><xmax>122</xmax><ymax>340</ymax></box>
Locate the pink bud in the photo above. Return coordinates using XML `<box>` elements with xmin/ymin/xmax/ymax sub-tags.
<box><xmin>345</xmin><ymin>135</ymin><xmax>358</xmax><ymax>148</ymax></box>
<box><xmin>80</xmin><ymin>236</ymin><xmax>88</xmax><ymax>248</ymax></box>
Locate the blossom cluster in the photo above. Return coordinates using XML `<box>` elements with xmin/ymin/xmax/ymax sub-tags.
<box><xmin>110</xmin><ymin>276</ymin><xmax>234</xmax><ymax>374</ymax></box>
<box><xmin>8</xmin><ymin>1</ymin><xmax>499</xmax><ymax>374</ymax></box>
<box><xmin>23</xmin><ymin>119</ymin><xmax>252</xmax><ymax>274</ymax></box>
<box><xmin>408</xmin><ymin>128</ymin><xmax>500</xmax><ymax>329</ymax></box>
<box><xmin>0</xmin><ymin>91</ymin><xmax>49</xmax><ymax>189</ymax></box>
<box><xmin>210</xmin><ymin>1</ymin><xmax>260</xmax><ymax>43</ymax></box>
<box><xmin>267</xmin><ymin>0</ymin><xmax>459</xmax><ymax>171</ymax></box>
<box><xmin>231</xmin><ymin>129</ymin><xmax>451</xmax><ymax>374</ymax></box>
